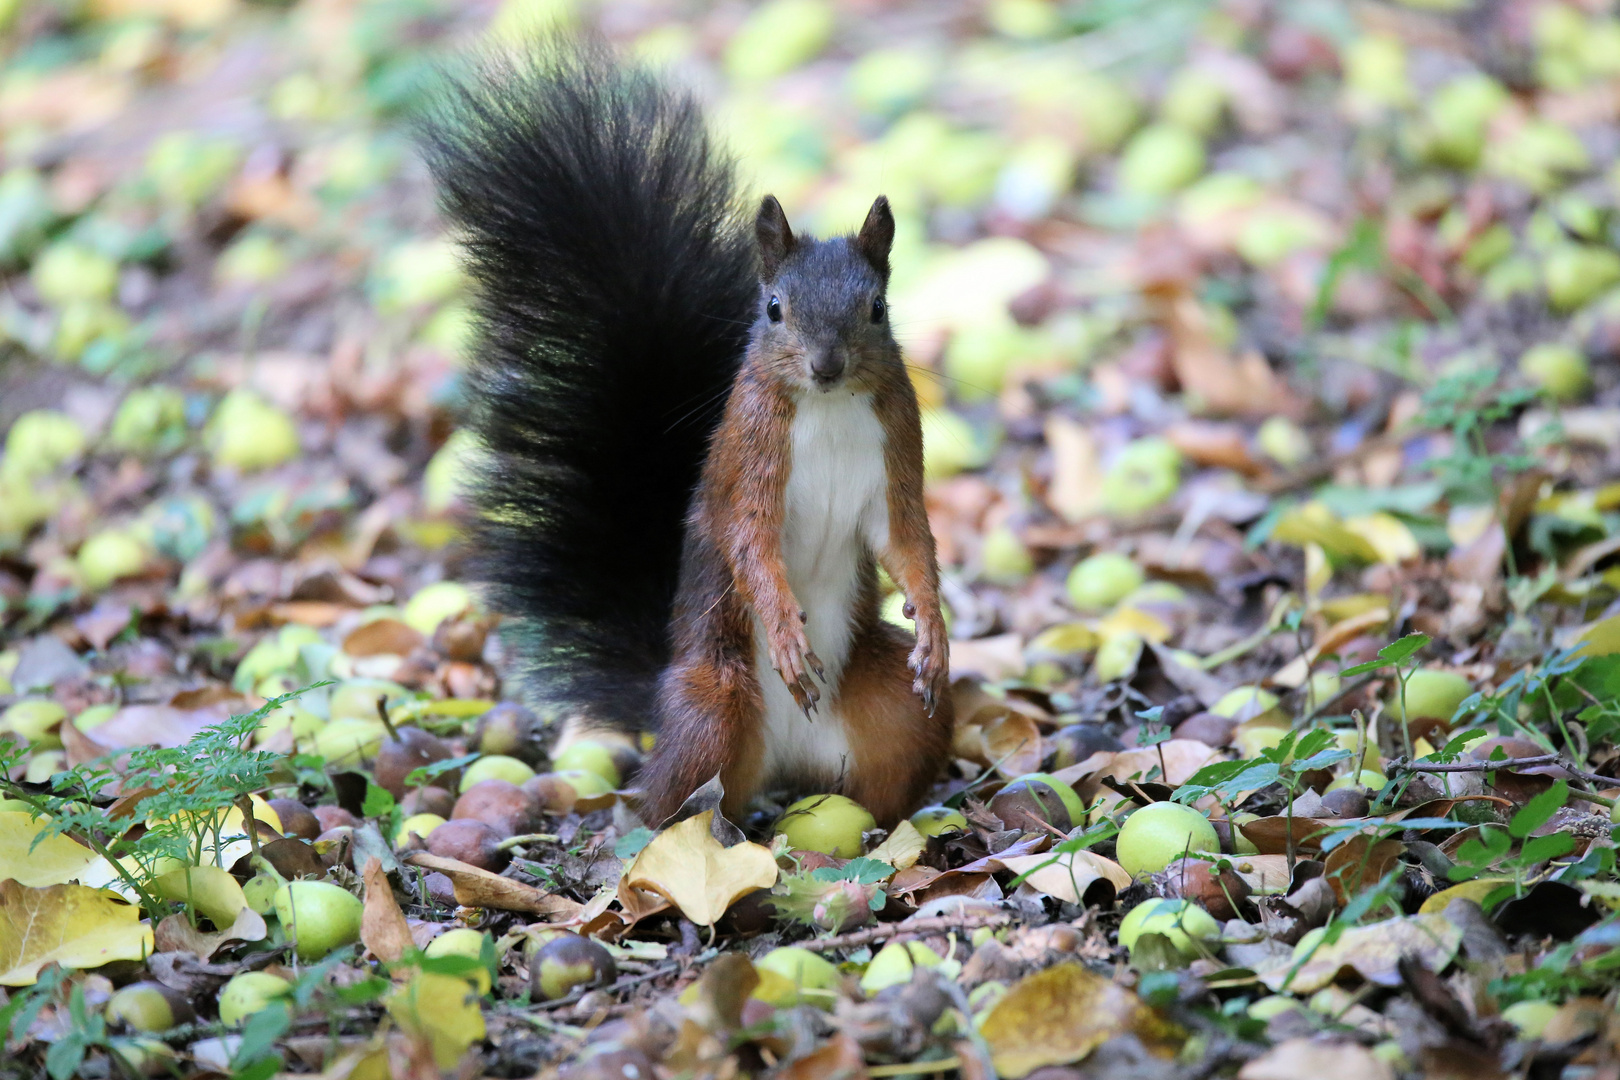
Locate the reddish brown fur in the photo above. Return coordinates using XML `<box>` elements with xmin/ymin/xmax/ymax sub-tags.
<box><xmin>635</xmin><ymin>197</ymin><xmax>953</xmax><ymax>829</ymax></box>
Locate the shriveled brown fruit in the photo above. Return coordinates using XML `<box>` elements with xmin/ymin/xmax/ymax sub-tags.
<box><xmin>452</xmin><ymin>778</ymin><xmax>542</xmax><ymax>834</ymax></box>
<box><xmin>373</xmin><ymin>726</ymin><xmax>454</xmax><ymax>798</ymax></box>
<box><xmin>426</xmin><ymin>818</ymin><xmax>509</xmax><ymax>872</ymax></box>
<box><xmin>1048</xmin><ymin>723</ymin><xmax>1124</xmax><ymax>768</ymax></box>
<box><xmin>1172</xmin><ymin>712</ymin><xmax>1237</xmax><ymax>748</ymax></box>
<box><xmin>530</xmin><ymin>932</ymin><xmax>616</xmax><ymax>1001</ymax></box>
<box><xmin>523</xmin><ymin>773</ymin><xmax>579</xmax><ymax>814</ymax></box>
<box><xmin>314</xmin><ymin>826</ymin><xmax>354</xmax><ymax>869</ymax></box>
<box><xmin>1320</xmin><ymin>788</ymin><xmax>1369</xmax><ymax>817</ymax></box>
<box><xmin>311</xmin><ymin>805</ymin><xmax>358</xmax><ymax>832</ymax></box>
<box><xmin>400</xmin><ymin>785</ymin><xmax>456</xmax><ymax>818</ymax></box>
<box><xmin>474</xmin><ymin>702</ymin><xmax>542</xmax><ymax>763</ymax></box>
<box><xmin>561</xmin><ymin>1048</ymin><xmax>656</xmax><ymax>1080</ymax></box>
<box><xmin>267</xmin><ymin>798</ymin><xmax>320</xmax><ymax>840</ymax></box>
<box><xmin>989</xmin><ymin>778</ymin><xmax>1074</xmax><ymax>832</ymax></box>
<box><xmin>1161</xmin><ymin>856</ymin><xmax>1251</xmax><ymax>921</ymax></box>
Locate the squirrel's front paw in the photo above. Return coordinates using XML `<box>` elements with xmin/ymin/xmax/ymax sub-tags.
<box><xmin>908</xmin><ymin>616</ymin><xmax>950</xmax><ymax>717</ymax></box>
<box><xmin>769</xmin><ymin>622</ymin><xmax>823</xmax><ymax>717</ymax></box>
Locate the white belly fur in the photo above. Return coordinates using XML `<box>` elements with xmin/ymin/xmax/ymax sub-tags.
<box><xmin>754</xmin><ymin>389</ymin><xmax>889</xmax><ymax>790</ymax></box>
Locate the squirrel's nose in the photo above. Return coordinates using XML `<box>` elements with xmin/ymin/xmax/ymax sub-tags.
<box><xmin>810</xmin><ymin>350</ymin><xmax>845</xmax><ymax>385</ymax></box>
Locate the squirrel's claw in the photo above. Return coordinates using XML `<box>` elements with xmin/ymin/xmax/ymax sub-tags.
<box><xmin>806</xmin><ymin>650</ymin><xmax>826</xmax><ymax>682</ymax></box>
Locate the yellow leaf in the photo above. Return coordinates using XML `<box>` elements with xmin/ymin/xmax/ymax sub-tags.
<box><xmin>867</xmin><ymin>820</ymin><xmax>926</xmax><ymax>872</ymax></box>
<box><xmin>386</xmin><ymin>971</ymin><xmax>486</xmax><ymax>1070</ymax></box>
<box><xmin>979</xmin><ymin>962</ymin><xmax>1183</xmax><ymax>1077</ymax></box>
<box><xmin>1417</xmin><ymin>877</ymin><xmax>1514</xmax><ymax>915</ymax></box>
<box><xmin>1270</xmin><ymin>502</ymin><xmax>1380</xmax><ymax>563</ymax></box>
<box><xmin>0</xmin><ymin>880</ymin><xmax>154</xmax><ymax>985</ymax></box>
<box><xmin>153</xmin><ymin>865</ymin><xmax>249</xmax><ymax>927</ymax></box>
<box><xmin>0</xmin><ymin>811</ymin><xmax>111</xmax><ymax>888</ymax></box>
<box><xmin>1096</xmin><ymin>606</ymin><xmax>1172</xmax><ymax>644</ymax></box>
<box><xmin>624</xmin><ymin>811</ymin><xmax>778</xmax><ymax>927</ymax></box>
<box><xmin>1342</xmin><ymin>512</ymin><xmax>1420</xmax><ymax>565</ymax></box>
<box><xmin>1575</xmin><ymin>615</ymin><xmax>1620</xmax><ymax>658</ymax></box>
<box><xmin>1026</xmin><ymin>622</ymin><xmax>1100</xmax><ymax>658</ymax></box>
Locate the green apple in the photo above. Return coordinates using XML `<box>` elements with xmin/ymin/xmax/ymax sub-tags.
<box><xmin>774</xmin><ymin>794</ymin><xmax>876</xmax><ymax>857</ymax></box>
<box><xmin>1115</xmin><ymin>802</ymin><xmax>1219</xmax><ymax>876</ymax></box>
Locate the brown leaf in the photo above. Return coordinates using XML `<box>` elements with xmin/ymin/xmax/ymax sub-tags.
<box><xmin>979</xmin><ymin>963</ymin><xmax>1184</xmax><ymax>1077</ymax></box>
<box><xmin>361</xmin><ymin>857</ymin><xmax>412</xmax><ymax>963</ymax></box>
<box><xmin>344</xmin><ymin>619</ymin><xmax>426</xmax><ymax>658</ymax></box>
<box><xmin>1322</xmin><ymin>836</ymin><xmax>1404</xmax><ymax>906</ymax></box>
<box><xmin>984</xmin><ymin>711</ymin><xmax>1043</xmax><ymax>779</ymax></box>
<box><xmin>403</xmin><ymin>852</ymin><xmax>581</xmax><ymax>919</ymax></box>
<box><xmin>1238</xmin><ymin>1039</ymin><xmax>1393</xmax><ymax>1080</ymax></box>
<box><xmin>776</xmin><ymin>1032</ymin><xmax>869</xmax><ymax>1080</ymax></box>
<box><xmin>152</xmin><ymin>906</ymin><xmax>267</xmax><ymax>959</ymax></box>
<box><xmin>1239</xmin><ymin>815</ymin><xmax>1342</xmax><ymax>855</ymax></box>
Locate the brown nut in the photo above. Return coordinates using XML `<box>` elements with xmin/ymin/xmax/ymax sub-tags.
<box><xmin>267</xmin><ymin>798</ymin><xmax>319</xmax><ymax>840</ymax></box>
<box><xmin>426</xmin><ymin>818</ymin><xmax>509</xmax><ymax>872</ymax></box>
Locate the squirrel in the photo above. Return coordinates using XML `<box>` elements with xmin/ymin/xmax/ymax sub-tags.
<box><xmin>422</xmin><ymin>38</ymin><xmax>954</xmax><ymax>829</ymax></box>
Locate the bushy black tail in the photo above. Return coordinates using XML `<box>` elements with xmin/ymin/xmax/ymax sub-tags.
<box><xmin>420</xmin><ymin>38</ymin><xmax>756</xmax><ymax>731</ymax></box>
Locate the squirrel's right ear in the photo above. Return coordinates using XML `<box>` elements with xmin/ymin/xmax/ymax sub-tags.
<box><xmin>857</xmin><ymin>196</ymin><xmax>895</xmax><ymax>280</ymax></box>
<box><xmin>756</xmin><ymin>195</ymin><xmax>795</xmax><ymax>281</ymax></box>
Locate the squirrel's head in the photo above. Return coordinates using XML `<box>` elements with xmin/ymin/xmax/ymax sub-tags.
<box><xmin>751</xmin><ymin>194</ymin><xmax>896</xmax><ymax>393</ymax></box>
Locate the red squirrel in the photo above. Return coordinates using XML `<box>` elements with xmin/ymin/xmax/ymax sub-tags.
<box><xmin>423</xmin><ymin>38</ymin><xmax>953</xmax><ymax>827</ymax></box>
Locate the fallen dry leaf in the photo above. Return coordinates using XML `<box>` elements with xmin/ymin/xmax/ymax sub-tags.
<box><xmin>978</xmin><ymin>962</ymin><xmax>1183</xmax><ymax>1077</ymax></box>
<box><xmin>997</xmin><ymin>850</ymin><xmax>1132</xmax><ymax>905</ymax></box>
<box><xmin>404</xmin><ymin>852</ymin><xmax>582</xmax><ymax>919</ymax></box>
<box><xmin>0</xmin><ymin>811</ymin><xmax>111</xmax><ymax>888</ymax></box>
<box><xmin>1238</xmin><ymin>1038</ymin><xmax>1393</xmax><ymax>1080</ymax></box>
<box><xmin>362</xmin><ymin>856</ymin><xmax>413</xmax><ymax>963</ymax></box>
<box><xmin>152</xmin><ymin>906</ymin><xmax>267</xmax><ymax>958</ymax></box>
<box><xmin>0</xmin><ymin>880</ymin><xmax>155</xmax><ymax>985</ymax></box>
<box><xmin>1257</xmin><ymin>914</ymin><xmax>1463</xmax><ymax>993</ymax></box>
<box><xmin>867</xmin><ymin>819</ymin><xmax>927</xmax><ymax>871</ymax></box>
<box><xmin>624</xmin><ymin>811</ymin><xmax>778</xmax><ymax>927</ymax></box>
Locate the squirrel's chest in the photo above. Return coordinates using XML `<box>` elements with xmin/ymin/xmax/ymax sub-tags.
<box><xmin>754</xmin><ymin>393</ymin><xmax>887</xmax><ymax>786</ymax></box>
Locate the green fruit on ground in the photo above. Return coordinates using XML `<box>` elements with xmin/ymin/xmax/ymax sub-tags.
<box><xmin>1160</xmin><ymin>68</ymin><xmax>1225</xmax><ymax>137</ymax></box>
<box><xmin>1117</xmin><ymin>897</ymin><xmax>1169</xmax><ymax>949</ymax></box>
<box><xmin>424</xmin><ymin>928</ymin><xmax>493</xmax><ymax>994</ymax></box>
<box><xmin>1065</xmin><ymin>552</ymin><xmax>1143</xmax><ymax>612</ymax></box>
<box><xmin>1099</xmin><ymin>438</ymin><xmax>1181</xmax><ymax>516</ymax></box>
<box><xmin>723</xmin><ymin>0</ymin><xmax>835</xmax><ymax>84</ymax></box>
<box><xmin>1332</xmin><ymin>730</ymin><xmax>1382</xmax><ymax>771</ymax></box>
<box><xmin>754</xmin><ymin>945</ymin><xmax>840</xmax><ymax>1006</ymax></box>
<box><xmin>774</xmin><ymin>794</ymin><xmax>877</xmax><ymax>857</ymax></box>
<box><xmin>1501</xmin><ymin>999</ymin><xmax>1560</xmax><ymax>1038</ymax></box>
<box><xmin>105</xmin><ymin>982</ymin><xmax>177</xmax><ymax>1032</ymax></box>
<box><xmin>255</xmin><ymin>703</ymin><xmax>323</xmax><ymax>745</ymax></box>
<box><xmin>312</xmin><ymin>718</ymin><xmax>387</xmax><ymax>766</ymax></box>
<box><xmin>1256</xmin><ymin>416</ymin><xmax>1311</xmax><ymax>467</ymax></box>
<box><xmin>979</xmin><ymin>524</ymin><xmax>1033</xmax><ymax>585</ymax></box>
<box><xmin>1131</xmin><ymin>899</ymin><xmax>1221</xmax><ymax>958</ymax></box>
<box><xmin>530</xmin><ymin>932</ymin><xmax>616</xmax><ymax>1001</ymax></box>
<box><xmin>553</xmin><ymin>768</ymin><xmax>615</xmax><ymax>800</ymax></box>
<box><xmin>207</xmin><ymin>389</ymin><xmax>300</xmax><ymax>471</ymax></box>
<box><xmin>3</xmin><ymin>410</ymin><xmax>85</xmax><ymax>478</ymax></box>
<box><xmin>1326</xmin><ymin>769</ymin><xmax>1388</xmax><ymax>792</ymax></box>
<box><xmin>107</xmin><ymin>387</ymin><xmax>186</xmax><ymax>455</ymax></box>
<box><xmin>395</xmin><ymin>813</ymin><xmax>446</xmax><ymax>846</ymax></box>
<box><xmin>1210</xmin><ymin>687</ymin><xmax>1280</xmax><ymax>723</ymax></box>
<box><xmin>461</xmin><ymin>754</ymin><xmax>537</xmax><ymax>791</ymax></box>
<box><xmin>78</xmin><ymin>529</ymin><xmax>149</xmax><ymax>591</ymax></box>
<box><xmin>920</xmin><ymin>407</ymin><xmax>992</xmax><ymax>480</ymax></box>
<box><xmin>25</xmin><ymin>751</ymin><xmax>65</xmax><ymax>783</ymax></box>
<box><xmin>1392</xmin><ymin>669</ymin><xmax>1472</xmax><ymax>723</ymax></box>
<box><xmin>241</xmin><ymin>873</ymin><xmax>281</xmax><ymax>915</ymax></box>
<box><xmin>858</xmin><ymin>940</ymin><xmax>942</xmax><ymax>994</ymax></box>
<box><xmin>1118</xmin><ymin>123</ymin><xmax>1206</xmax><ymax>196</ymax></box>
<box><xmin>1093</xmin><ymin>631</ymin><xmax>1143</xmax><ymax>683</ymax></box>
<box><xmin>1545</xmin><ymin>243</ymin><xmax>1620</xmax><ymax>311</ymax></box>
<box><xmin>32</xmin><ymin>242</ymin><xmax>119</xmax><ymax>305</ymax></box>
<box><xmin>3</xmin><ymin>699</ymin><xmax>66</xmax><ymax>745</ymax></box>
<box><xmin>1247</xmin><ymin>994</ymin><xmax>1303</xmax><ymax>1020</ymax></box>
<box><xmin>1115</xmin><ymin>802</ymin><xmax>1220</xmax><ymax>876</ymax></box>
<box><xmin>1519</xmin><ymin>343</ymin><xmax>1590</xmax><ymax>401</ymax></box>
<box><xmin>74</xmin><ymin>703</ymin><xmax>117</xmax><ymax>730</ymax></box>
<box><xmin>273</xmin><ymin>880</ymin><xmax>363</xmax><ymax>960</ymax></box>
<box><xmin>328</xmin><ymin>678</ymin><xmax>407</xmax><ymax>721</ymax></box>
<box><xmin>550</xmin><ymin>741</ymin><xmax>621</xmax><ymax>788</ymax></box>
<box><xmin>217</xmin><ymin>971</ymin><xmax>292</xmax><ymax>1025</ymax></box>
<box><xmin>402</xmin><ymin>581</ymin><xmax>473</xmax><ymax>635</ymax></box>
<box><xmin>909</xmin><ymin>805</ymin><xmax>968</xmax><ymax>837</ymax></box>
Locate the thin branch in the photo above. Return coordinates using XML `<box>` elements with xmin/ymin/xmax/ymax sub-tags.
<box><xmin>796</xmin><ymin>913</ymin><xmax>1014</xmax><ymax>953</ymax></box>
<box><xmin>1390</xmin><ymin>754</ymin><xmax>1560</xmax><ymax>773</ymax></box>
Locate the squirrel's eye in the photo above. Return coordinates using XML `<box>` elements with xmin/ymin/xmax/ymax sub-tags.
<box><xmin>871</xmin><ymin>296</ymin><xmax>886</xmax><ymax>323</ymax></box>
<box><xmin>766</xmin><ymin>295</ymin><xmax>782</xmax><ymax>323</ymax></box>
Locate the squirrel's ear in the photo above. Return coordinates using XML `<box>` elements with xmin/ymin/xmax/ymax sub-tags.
<box><xmin>756</xmin><ymin>195</ymin><xmax>795</xmax><ymax>280</ymax></box>
<box><xmin>856</xmin><ymin>196</ymin><xmax>895</xmax><ymax>280</ymax></box>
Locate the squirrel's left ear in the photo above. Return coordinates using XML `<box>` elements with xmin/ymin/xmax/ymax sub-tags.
<box><xmin>856</xmin><ymin>196</ymin><xmax>895</xmax><ymax>280</ymax></box>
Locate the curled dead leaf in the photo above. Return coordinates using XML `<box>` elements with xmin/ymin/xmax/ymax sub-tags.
<box><xmin>979</xmin><ymin>962</ymin><xmax>1184</xmax><ymax>1077</ymax></box>
<box><xmin>623</xmin><ymin>811</ymin><xmax>778</xmax><ymax>927</ymax></box>
<box><xmin>0</xmin><ymin>880</ymin><xmax>155</xmax><ymax>985</ymax></box>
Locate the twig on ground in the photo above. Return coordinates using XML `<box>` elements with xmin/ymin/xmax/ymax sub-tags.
<box><xmin>798</xmin><ymin>913</ymin><xmax>1014</xmax><ymax>953</ymax></box>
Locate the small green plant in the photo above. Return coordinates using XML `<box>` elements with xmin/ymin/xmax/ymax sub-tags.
<box><xmin>0</xmin><ymin>690</ymin><xmax>312</xmax><ymax>919</ymax></box>
<box><xmin>1446</xmin><ymin>779</ymin><xmax>1575</xmax><ymax>909</ymax></box>
<box><xmin>1418</xmin><ymin>369</ymin><xmax>1538</xmax><ymax>508</ymax></box>
<box><xmin>1340</xmin><ymin>631</ymin><xmax>1429</xmax><ymax>757</ymax></box>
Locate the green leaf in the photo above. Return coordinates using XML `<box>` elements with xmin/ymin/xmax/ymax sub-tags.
<box><xmin>362</xmin><ymin>782</ymin><xmax>396</xmax><ymax>819</ymax></box>
<box><xmin>231</xmin><ymin>1001</ymin><xmax>291</xmax><ymax>1072</ymax></box>
<box><xmin>1378</xmin><ymin>633</ymin><xmax>1430</xmax><ymax>664</ymax></box>
<box><xmin>1516</xmin><ymin>832</ymin><xmax>1575</xmax><ymax>865</ymax></box>
<box><xmin>810</xmin><ymin>857</ymin><xmax>894</xmax><ymax>884</ymax></box>
<box><xmin>404</xmin><ymin>752</ymin><xmax>481</xmax><ymax>789</ymax></box>
<box><xmin>614</xmin><ymin>827</ymin><xmax>655</xmax><ymax>860</ymax></box>
<box><xmin>1509</xmin><ymin>780</ymin><xmax>1568</xmax><ymax>839</ymax></box>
